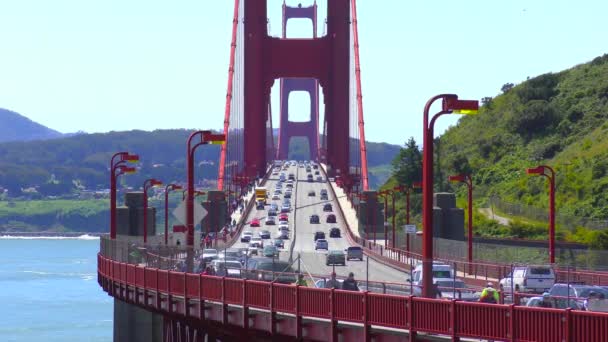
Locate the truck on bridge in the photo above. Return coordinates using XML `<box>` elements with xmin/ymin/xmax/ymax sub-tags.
<box><xmin>255</xmin><ymin>186</ymin><xmax>268</xmax><ymax>205</ymax></box>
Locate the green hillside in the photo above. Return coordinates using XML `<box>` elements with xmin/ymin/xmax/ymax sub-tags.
<box><xmin>0</xmin><ymin>129</ymin><xmax>398</xmax><ymax>197</ymax></box>
<box><xmin>381</xmin><ymin>54</ymin><xmax>608</xmax><ymax>248</ymax></box>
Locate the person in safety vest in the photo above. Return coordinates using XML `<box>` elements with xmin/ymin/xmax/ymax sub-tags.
<box><xmin>479</xmin><ymin>282</ymin><xmax>499</xmax><ymax>303</ymax></box>
<box><xmin>296</xmin><ymin>273</ymin><xmax>307</xmax><ymax>286</ymax></box>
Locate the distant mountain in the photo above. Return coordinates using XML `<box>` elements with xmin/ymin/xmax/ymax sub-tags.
<box><xmin>0</xmin><ymin>128</ymin><xmax>399</xmax><ymax>196</ymax></box>
<box><xmin>0</xmin><ymin>108</ymin><xmax>62</xmax><ymax>142</ymax></box>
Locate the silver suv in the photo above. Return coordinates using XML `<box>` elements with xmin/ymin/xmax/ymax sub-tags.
<box><xmin>344</xmin><ymin>246</ymin><xmax>363</xmax><ymax>261</ymax></box>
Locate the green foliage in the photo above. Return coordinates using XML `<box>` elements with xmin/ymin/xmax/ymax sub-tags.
<box><xmin>391</xmin><ymin>137</ymin><xmax>422</xmax><ymax>186</ymax></box>
<box><xmin>382</xmin><ymin>54</ymin><xmax>608</xmax><ymax>248</ymax></box>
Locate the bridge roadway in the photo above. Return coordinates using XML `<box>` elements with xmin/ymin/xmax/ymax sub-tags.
<box><xmin>231</xmin><ymin>162</ymin><xmax>408</xmax><ymax>286</ymax></box>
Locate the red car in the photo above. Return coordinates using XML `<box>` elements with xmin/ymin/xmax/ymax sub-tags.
<box><xmin>326</xmin><ymin>214</ymin><xmax>336</xmax><ymax>223</ymax></box>
<box><xmin>250</xmin><ymin>218</ymin><xmax>261</xmax><ymax>227</ymax></box>
<box><xmin>279</xmin><ymin>213</ymin><xmax>289</xmax><ymax>222</ymax></box>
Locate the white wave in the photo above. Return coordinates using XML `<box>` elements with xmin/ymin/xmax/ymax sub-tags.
<box><xmin>22</xmin><ymin>270</ymin><xmax>97</xmax><ymax>278</ymax></box>
<box><xmin>0</xmin><ymin>234</ymin><xmax>100</xmax><ymax>240</ymax></box>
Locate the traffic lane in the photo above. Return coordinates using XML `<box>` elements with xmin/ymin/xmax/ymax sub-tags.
<box><xmin>292</xmin><ymin>169</ymin><xmax>409</xmax><ymax>284</ymax></box>
<box><xmin>233</xmin><ymin>164</ymin><xmax>298</xmax><ymax>251</ymax></box>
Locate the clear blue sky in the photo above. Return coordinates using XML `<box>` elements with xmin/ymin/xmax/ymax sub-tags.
<box><xmin>0</xmin><ymin>0</ymin><xmax>606</xmax><ymax>146</ymax></box>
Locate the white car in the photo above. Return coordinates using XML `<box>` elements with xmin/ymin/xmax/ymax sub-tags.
<box><xmin>314</xmin><ymin>239</ymin><xmax>328</xmax><ymax>250</ymax></box>
<box><xmin>276</xmin><ymin>230</ymin><xmax>289</xmax><ymax>239</ymax></box>
<box><xmin>281</xmin><ymin>204</ymin><xmax>291</xmax><ymax>213</ymax></box>
<box><xmin>278</xmin><ymin>224</ymin><xmax>289</xmax><ymax>232</ymax></box>
<box><xmin>249</xmin><ymin>238</ymin><xmax>263</xmax><ymax>249</ymax></box>
<box><xmin>265</xmin><ymin>216</ymin><xmax>276</xmax><ymax>225</ymax></box>
<box><xmin>272</xmin><ymin>194</ymin><xmax>280</xmax><ymax>200</ymax></box>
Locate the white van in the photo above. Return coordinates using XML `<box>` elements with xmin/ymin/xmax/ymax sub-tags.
<box><xmin>409</xmin><ymin>263</ymin><xmax>455</xmax><ymax>295</ymax></box>
<box><xmin>499</xmin><ymin>265</ymin><xmax>555</xmax><ymax>293</ymax></box>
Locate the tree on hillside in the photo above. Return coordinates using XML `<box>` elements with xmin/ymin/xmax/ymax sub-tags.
<box><xmin>501</xmin><ymin>83</ymin><xmax>514</xmax><ymax>93</ymax></box>
<box><xmin>391</xmin><ymin>137</ymin><xmax>422</xmax><ymax>186</ymax></box>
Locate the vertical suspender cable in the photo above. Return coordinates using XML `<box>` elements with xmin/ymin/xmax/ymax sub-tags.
<box><xmin>350</xmin><ymin>0</ymin><xmax>369</xmax><ymax>191</ymax></box>
<box><xmin>218</xmin><ymin>0</ymin><xmax>241</xmax><ymax>190</ymax></box>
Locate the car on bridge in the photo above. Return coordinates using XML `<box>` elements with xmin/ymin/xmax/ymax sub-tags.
<box><xmin>273</xmin><ymin>238</ymin><xmax>284</xmax><ymax>248</ymax></box>
<box><xmin>278</xmin><ymin>223</ymin><xmax>289</xmax><ymax>232</ymax></box>
<box><xmin>307</xmin><ymin>174</ymin><xmax>314</xmax><ymax>182</ymax></box>
<box><xmin>323</xmin><ymin>203</ymin><xmax>333</xmax><ymax>212</ymax></box>
<box><xmin>265</xmin><ymin>216</ymin><xmax>276</xmax><ymax>225</ymax></box>
<box><xmin>250</xmin><ymin>218</ymin><xmax>260</xmax><ymax>227</ymax></box>
<box><xmin>329</xmin><ymin>227</ymin><xmax>341</xmax><ymax>238</ymax></box>
<box><xmin>315</xmin><ymin>239</ymin><xmax>329</xmax><ymax>250</ymax></box>
<box><xmin>345</xmin><ymin>246</ymin><xmax>363</xmax><ymax>261</ymax></box>
<box><xmin>499</xmin><ymin>265</ymin><xmax>555</xmax><ymax>293</ymax></box>
<box><xmin>320</xmin><ymin>193</ymin><xmax>328</xmax><ymax>200</ymax></box>
<box><xmin>310</xmin><ymin>214</ymin><xmax>320</xmax><ymax>224</ymax></box>
<box><xmin>272</xmin><ymin>194</ymin><xmax>280</xmax><ymax>200</ymax></box>
<box><xmin>263</xmin><ymin>245</ymin><xmax>279</xmax><ymax>258</ymax></box>
<box><xmin>549</xmin><ymin>284</ymin><xmax>608</xmax><ymax>308</ymax></box>
<box><xmin>326</xmin><ymin>250</ymin><xmax>346</xmax><ymax>266</ymax></box>
<box><xmin>314</xmin><ymin>170</ymin><xmax>320</xmax><ymax>175</ymax></box>
<box><xmin>316</xmin><ymin>176</ymin><xmax>323</xmax><ymax>182</ymax></box>
<box><xmin>326</xmin><ymin>214</ymin><xmax>337</xmax><ymax>223</ymax></box>
<box><xmin>259</xmin><ymin>230</ymin><xmax>271</xmax><ymax>239</ymax></box>
<box><xmin>201</xmin><ymin>249</ymin><xmax>218</xmax><ymax>261</ymax></box>
<box><xmin>281</xmin><ymin>203</ymin><xmax>291</xmax><ymax>213</ymax></box>
<box><xmin>409</xmin><ymin>263</ymin><xmax>455</xmax><ymax>291</ymax></box>
<box><xmin>241</xmin><ymin>231</ymin><xmax>253</xmax><ymax>243</ymax></box>
<box><xmin>278</xmin><ymin>213</ymin><xmax>289</xmax><ymax>221</ymax></box>
<box><xmin>210</xmin><ymin>259</ymin><xmax>243</xmax><ymax>278</ymax></box>
<box><xmin>276</xmin><ymin>230</ymin><xmax>289</xmax><ymax>240</ymax></box>
<box><xmin>308</xmin><ymin>190</ymin><xmax>316</xmax><ymax>197</ymax></box>
<box><xmin>432</xmin><ymin>280</ymin><xmax>480</xmax><ymax>301</ymax></box>
<box><xmin>249</xmin><ymin>237</ymin><xmax>264</xmax><ymax>249</ymax></box>
<box><xmin>268</xmin><ymin>208</ymin><xmax>278</xmax><ymax>217</ymax></box>
<box><xmin>244</xmin><ymin>258</ymin><xmax>297</xmax><ymax>284</ymax></box>
<box><xmin>284</xmin><ymin>192</ymin><xmax>292</xmax><ymax>198</ymax></box>
<box><xmin>256</xmin><ymin>201</ymin><xmax>265</xmax><ymax>210</ymax></box>
<box><xmin>314</xmin><ymin>231</ymin><xmax>326</xmax><ymax>241</ymax></box>
<box><xmin>288</xmin><ymin>173</ymin><xmax>295</xmax><ymax>181</ymax></box>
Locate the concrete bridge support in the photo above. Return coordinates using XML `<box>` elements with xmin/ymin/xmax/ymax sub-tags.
<box><xmin>114</xmin><ymin>192</ymin><xmax>164</xmax><ymax>342</ymax></box>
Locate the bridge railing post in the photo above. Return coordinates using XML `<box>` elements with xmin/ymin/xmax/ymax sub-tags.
<box><xmin>330</xmin><ymin>288</ymin><xmax>337</xmax><ymax>342</ymax></box>
<box><xmin>295</xmin><ymin>284</ymin><xmax>302</xmax><ymax>339</ymax></box>
<box><xmin>242</xmin><ymin>279</ymin><xmax>248</xmax><ymax>330</ymax></box>
<box><xmin>363</xmin><ymin>291</ymin><xmax>370</xmax><ymax>342</ymax></box>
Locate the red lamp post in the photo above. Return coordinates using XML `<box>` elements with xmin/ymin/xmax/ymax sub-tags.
<box><xmin>448</xmin><ymin>174</ymin><xmax>474</xmax><ymax>269</ymax></box>
<box><xmin>109</xmin><ymin>152</ymin><xmax>139</xmax><ymax>239</ymax></box>
<box><xmin>164</xmin><ymin>184</ymin><xmax>183</xmax><ymax>245</ymax></box>
<box><xmin>393</xmin><ymin>181</ymin><xmax>421</xmax><ymax>251</ymax></box>
<box><xmin>142</xmin><ymin>178</ymin><xmax>162</xmax><ymax>243</ymax></box>
<box><xmin>422</xmin><ymin>94</ymin><xmax>478</xmax><ymax>298</ymax></box>
<box><xmin>187</xmin><ymin>131</ymin><xmax>225</xmax><ymax>246</ymax></box>
<box><xmin>527</xmin><ymin>165</ymin><xmax>556</xmax><ymax>264</ymax></box>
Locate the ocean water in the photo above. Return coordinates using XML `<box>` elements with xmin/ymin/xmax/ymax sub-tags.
<box><xmin>0</xmin><ymin>236</ymin><xmax>112</xmax><ymax>342</ymax></box>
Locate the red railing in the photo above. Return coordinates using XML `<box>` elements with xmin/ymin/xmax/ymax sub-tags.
<box><xmin>98</xmin><ymin>254</ymin><xmax>608</xmax><ymax>341</ymax></box>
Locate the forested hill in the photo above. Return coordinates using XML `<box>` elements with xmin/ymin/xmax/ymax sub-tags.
<box><xmin>437</xmin><ymin>53</ymin><xmax>608</xmax><ymax>220</ymax></box>
<box><xmin>0</xmin><ymin>129</ymin><xmax>399</xmax><ymax>196</ymax></box>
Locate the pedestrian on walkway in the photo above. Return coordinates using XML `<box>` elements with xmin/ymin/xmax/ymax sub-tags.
<box><xmin>296</xmin><ymin>273</ymin><xmax>307</xmax><ymax>286</ymax></box>
<box><xmin>342</xmin><ymin>272</ymin><xmax>359</xmax><ymax>291</ymax></box>
<box><xmin>324</xmin><ymin>272</ymin><xmax>341</xmax><ymax>289</ymax></box>
<box><xmin>479</xmin><ymin>282</ymin><xmax>499</xmax><ymax>304</ymax></box>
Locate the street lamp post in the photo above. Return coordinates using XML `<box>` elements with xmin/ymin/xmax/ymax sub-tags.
<box><xmin>164</xmin><ymin>184</ymin><xmax>183</xmax><ymax>245</ymax></box>
<box><xmin>378</xmin><ymin>190</ymin><xmax>390</xmax><ymax>247</ymax></box>
<box><xmin>187</xmin><ymin>131</ymin><xmax>225</xmax><ymax>246</ymax></box>
<box><xmin>143</xmin><ymin>178</ymin><xmax>162</xmax><ymax>243</ymax></box>
<box><xmin>393</xmin><ymin>181</ymin><xmax>421</xmax><ymax>251</ymax></box>
<box><xmin>422</xmin><ymin>94</ymin><xmax>478</xmax><ymax>298</ymax></box>
<box><xmin>527</xmin><ymin>165</ymin><xmax>556</xmax><ymax>264</ymax></box>
<box><xmin>448</xmin><ymin>174</ymin><xmax>474</xmax><ymax>270</ymax></box>
<box><xmin>111</xmin><ymin>165</ymin><xmax>137</xmax><ymax>238</ymax></box>
<box><xmin>110</xmin><ymin>152</ymin><xmax>139</xmax><ymax>239</ymax></box>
